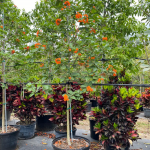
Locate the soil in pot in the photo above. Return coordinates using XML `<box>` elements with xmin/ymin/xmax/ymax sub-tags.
<box><xmin>52</xmin><ymin>136</ymin><xmax>90</xmax><ymax>150</ymax></box>
<box><xmin>89</xmin><ymin>118</ymin><xmax>99</xmax><ymax>141</ymax></box>
<box><xmin>0</xmin><ymin>126</ymin><xmax>20</xmax><ymax>150</ymax></box>
<box><xmin>36</xmin><ymin>114</ymin><xmax>57</xmax><ymax>131</ymax></box>
<box><xmin>16</xmin><ymin>121</ymin><xmax>35</xmax><ymax>139</ymax></box>
<box><xmin>55</xmin><ymin>126</ymin><xmax>77</xmax><ymax>138</ymax></box>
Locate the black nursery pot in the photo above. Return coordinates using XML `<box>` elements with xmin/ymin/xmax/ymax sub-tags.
<box><xmin>89</xmin><ymin>117</ymin><xmax>99</xmax><ymax>140</ymax></box>
<box><xmin>52</xmin><ymin>136</ymin><xmax>91</xmax><ymax>150</ymax></box>
<box><xmin>36</xmin><ymin>115</ymin><xmax>57</xmax><ymax>131</ymax></box>
<box><xmin>90</xmin><ymin>99</ymin><xmax>97</xmax><ymax>107</ymax></box>
<box><xmin>55</xmin><ymin>126</ymin><xmax>77</xmax><ymax>138</ymax></box>
<box><xmin>0</xmin><ymin>126</ymin><xmax>20</xmax><ymax>150</ymax></box>
<box><xmin>104</xmin><ymin>142</ymin><xmax>130</xmax><ymax>150</ymax></box>
<box><xmin>16</xmin><ymin>121</ymin><xmax>35</xmax><ymax>140</ymax></box>
<box><xmin>86</xmin><ymin>102</ymin><xmax>92</xmax><ymax>112</ymax></box>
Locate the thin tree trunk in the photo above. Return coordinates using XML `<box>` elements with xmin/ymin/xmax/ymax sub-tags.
<box><xmin>66</xmin><ymin>84</ymin><xmax>71</xmax><ymax>145</ymax></box>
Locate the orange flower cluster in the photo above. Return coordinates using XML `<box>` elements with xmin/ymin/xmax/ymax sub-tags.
<box><xmin>68</xmin><ymin>77</ymin><xmax>71</xmax><ymax>80</ymax></box>
<box><xmin>74</xmin><ymin>48</ymin><xmax>78</xmax><ymax>53</ymax></box>
<box><xmin>102</xmin><ymin>37</ymin><xmax>108</xmax><ymax>41</ymax></box>
<box><xmin>23</xmin><ymin>31</ymin><xmax>25</xmax><ymax>35</ymax></box>
<box><xmin>11</xmin><ymin>50</ymin><xmax>15</xmax><ymax>54</ymax></box>
<box><xmin>90</xmin><ymin>28</ymin><xmax>96</xmax><ymax>33</ymax></box>
<box><xmin>56</xmin><ymin>19</ymin><xmax>61</xmax><ymax>26</ymax></box>
<box><xmin>91</xmin><ymin>57</ymin><xmax>95</xmax><ymax>59</ymax></box>
<box><xmin>24</xmin><ymin>46</ymin><xmax>30</xmax><ymax>51</ymax></box>
<box><xmin>55</xmin><ymin>58</ymin><xmax>61</xmax><ymax>64</ymax></box>
<box><xmin>106</xmin><ymin>65</ymin><xmax>117</xmax><ymax>76</ymax></box>
<box><xmin>36</xmin><ymin>30</ymin><xmax>39</xmax><ymax>37</ymax></box>
<box><xmin>35</xmin><ymin>43</ymin><xmax>41</xmax><ymax>48</ymax></box>
<box><xmin>64</xmin><ymin>1</ymin><xmax>70</xmax><ymax>6</ymax></box>
<box><xmin>16</xmin><ymin>39</ymin><xmax>20</xmax><ymax>42</ymax></box>
<box><xmin>14</xmin><ymin>5</ymin><xmax>17</xmax><ymax>7</ymax></box>
<box><xmin>0</xmin><ymin>26</ymin><xmax>3</xmax><ymax>28</ymax></box>
<box><xmin>78</xmin><ymin>53</ymin><xmax>81</xmax><ymax>56</ymax></box>
<box><xmin>69</xmin><ymin>48</ymin><xmax>71</xmax><ymax>51</ymax></box>
<box><xmin>40</xmin><ymin>63</ymin><xmax>44</xmax><ymax>67</ymax></box>
<box><xmin>76</xmin><ymin>12</ymin><xmax>82</xmax><ymax>19</ymax></box>
<box><xmin>97</xmin><ymin>78</ymin><xmax>104</xmax><ymax>82</ymax></box>
<box><xmin>78</xmin><ymin>61</ymin><xmax>85</xmax><ymax>66</ymax></box>
<box><xmin>63</xmin><ymin>94</ymin><xmax>69</xmax><ymax>101</ymax></box>
<box><xmin>86</xmin><ymin>86</ymin><xmax>93</xmax><ymax>92</ymax></box>
<box><xmin>42</xmin><ymin>45</ymin><xmax>46</xmax><ymax>49</ymax></box>
<box><xmin>93</xmin><ymin>6</ymin><xmax>96</xmax><ymax>9</ymax></box>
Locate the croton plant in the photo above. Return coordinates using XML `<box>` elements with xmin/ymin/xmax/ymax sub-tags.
<box><xmin>6</xmin><ymin>85</ymin><xmax>46</xmax><ymax>125</ymax></box>
<box><xmin>141</xmin><ymin>87</ymin><xmax>150</xmax><ymax>108</ymax></box>
<box><xmin>90</xmin><ymin>72</ymin><xmax>141</xmax><ymax>149</ymax></box>
<box><xmin>48</xmin><ymin>83</ymin><xmax>87</xmax><ymax>127</ymax></box>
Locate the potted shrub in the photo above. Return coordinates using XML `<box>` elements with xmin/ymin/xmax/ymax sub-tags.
<box><xmin>8</xmin><ymin>86</ymin><xmax>46</xmax><ymax>139</ymax></box>
<box><xmin>141</xmin><ymin>87</ymin><xmax>150</xmax><ymax>117</ymax></box>
<box><xmin>90</xmin><ymin>75</ymin><xmax>141</xmax><ymax>150</ymax></box>
<box><xmin>49</xmin><ymin>84</ymin><xmax>87</xmax><ymax>138</ymax></box>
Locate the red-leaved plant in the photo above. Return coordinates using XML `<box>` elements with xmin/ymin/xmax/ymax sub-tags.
<box><xmin>48</xmin><ymin>84</ymin><xmax>87</xmax><ymax>127</ymax></box>
<box><xmin>141</xmin><ymin>87</ymin><xmax>150</xmax><ymax>108</ymax></box>
<box><xmin>90</xmin><ymin>72</ymin><xmax>141</xmax><ymax>150</ymax></box>
<box><xmin>7</xmin><ymin>85</ymin><xmax>46</xmax><ymax>125</ymax></box>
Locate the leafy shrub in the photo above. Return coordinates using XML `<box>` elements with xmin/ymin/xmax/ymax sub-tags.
<box><xmin>90</xmin><ymin>72</ymin><xmax>141</xmax><ymax>149</ymax></box>
<box><xmin>49</xmin><ymin>84</ymin><xmax>87</xmax><ymax>127</ymax></box>
<box><xmin>141</xmin><ymin>87</ymin><xmax>150</xmax><ymax>108</ymax></box>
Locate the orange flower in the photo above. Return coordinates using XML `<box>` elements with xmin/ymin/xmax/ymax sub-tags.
<box><xmin>56</xmin><ymin>19</ymin><xmax>61</xmax><ymax>26</ymax></box>
<box><xmin>0</xmin><ymin>26</ymin><xmax>3</xmax><ymax>28</ymax></box>
<box><xmin>97</xmin><ymin>78</ymin><xmax>104</xmax><ymax>82</ymax></box>
<box><xmin>106</xmin><ymin>68</ymin><xmax>109</xmax><ymax>70</ymax></box>
<box><xmin>63</xmin><ymin>94</ymin><xmax>69</xmax><ymax>101</ymax></box>
<box><xmin>113</xmin><ymin>69</ymin><xmax>117</xmax><ymax>73</ymax></box>
<box><xmin>75</xmin><ymin>12</ymin><xmax>82</xmax><ymax>19</ymax></box>
<box><xmin>42</xmin><ymin>45</ymin><xmax>46</xmax><ymax>49</ymax></box>
<box><xmin>64</xmin><ymin>1</ymin><xmax>70</xmax><ymax>6</ymax></box>
<box><xmin>68</xmin><ymin>77</ymin><xmax>71</xmax><ymax>80</ymax></box>
<box><xmin>78</xmin><ymin>20</ymin><xmax>83</xmax><ymax>22</ymax></box>
<box><xmin>36</xmin><ymin>30</ymin><xmax>39</xmax><ymax>37</ymax></box>
<box><xmin>83</xmin><ymin>18</ymin><xmax>88</xmax><ymax>24</ymax></box>
<box><xmin>40</xmin><ymin>63</ymin><xmax>44</xmax><ymax>67</ymax></box>
<box><xmin>61</xmin><ymin>8</ymin><xmax>64</xmax><ymax>10</ymax></box>
<box><xmin>86</xmin><ymin>86</ymin><xmax>93</xmax><ymax>92</ymax></box>
<box><xmin>55</xmin><ymin>58</ymin><xmax>61</xmax><ymax>64</ymax></box>
<box><xmin>16</xmin><ymin>39</ymin><xmax>20</xmax><ymax>42</ymax></box>
<box><xmin>84</xmin><ymin>14</ymin><xmax>88</xmax><ymax>18</ymax></box>
<box><xmin>11</xmin><ymin>50</ymin><xmax>15</xmax><ymax>54</ymax></box>
<box><xmin>80</xmin><ymin>88</ymin><xmax>82</xmax><ymax>91</ymax></box>
<box><xmin>69</xmin><ymin>48</ymin><xmax>71</xmax><ymax>51</ymax></box>
<box><xmin>113</xmin><ymin>73</ymin><xmax>117</xmax><ymax>76</ymax></box>
<box><xmin>102</xmin><ymin>37</ymin><xmax>108</xmax><ymax>41</ymax></box>
<box><xmin>24</xmin><ymin>46</ymin><xmax>30</xmax><ymax>51</ymax></box>
<box><xmin>64</xmin><ymin>6</ymin><xmax>66</xmax><ymax>8</ymax></box>
<box><xmin>23</xmin><ymin>31</ymin><xmax>25</xmax><ymax>34</ymax></box>
<box><xmin>14</xmin><ymin>5</ymin><xmax>17</xmax><ymax>7</ymax></box>
<box><xmin>35</xmin><ymin>43</ymin><xmax>41</xmax><ymax>48</ymax></box>
<box><xmin>108</xmin><ymin>65</ymin><xmax>113</xmax><ymax>68</ymax></box>
<box><xmin>93</xmin><ymin>20</ymin><xmax>95</xmax><ymax>23</ymax></box>
<box><xmin>78</xmin><ymin>53</ymin><xmax>81</xmax><ymax>56</ymax></box>
<box><xmin>90</xmin><ymin>28</ymin><xmax>96</xmax><ymax>33</ymax></box>
<box><xmin>74</xmin><ymin>48</ymin><xmax>78</xmax><ymax>53</ymax></box>
<box><xmin>91</xmin><ymin>57</ymin><xmax>95</xmax><ymax>59</ymax></box>
<box><xmin>93</xmin><ymin>6</ymin><xmax>96</xmax><ymax>9</ymax></box>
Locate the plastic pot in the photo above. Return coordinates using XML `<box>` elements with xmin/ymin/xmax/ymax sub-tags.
<box><xmin>89</xmin><ymin>117</ymin><xmax>99</xmax><ymax>140</ymax></box>
<box><xmin>0</xmin><ymin>110</ymin><xmax>11</xmax><ymax>127</ymax></box>
<box><xmin>52</xmin><ymin>136</ymin><xmax>90</xmax><ymax>150</ymax></box>
<box><xmin>86</xmin><ymin>102</ymin><xmax>92</xmax><ymax>112</ymax></box>
<box><xmin>36</xmin><ymin>114</ymin><xmax>57</xmax><ymax>131</ymax></box>
<box><xmin>55</xmin><ymin>126</ymin><xmax>77</xmax><ymax>138</ymax></box>
<box><xmin>144</xmin><ymin>108</ymin><xmax>150</xmax><ymax>118</ymax></box>
<box><xmin>104</xmin><ymin>142</ymin><xmax>130</xmax><ymax>150</ymax></box>
<box><xmin>0</xmin><ymin>126</ymin><xmax>20</xmax><ymax>150</ymax></box>
<box><xmin>16</xmin><ymin>121</ymin><xmax>35</xmax><ymax>140</ymax></box>
<box><xmin>90</xmin><ymin>99</ymin><xmax>97</xmax><ymax>107</ymax></box>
